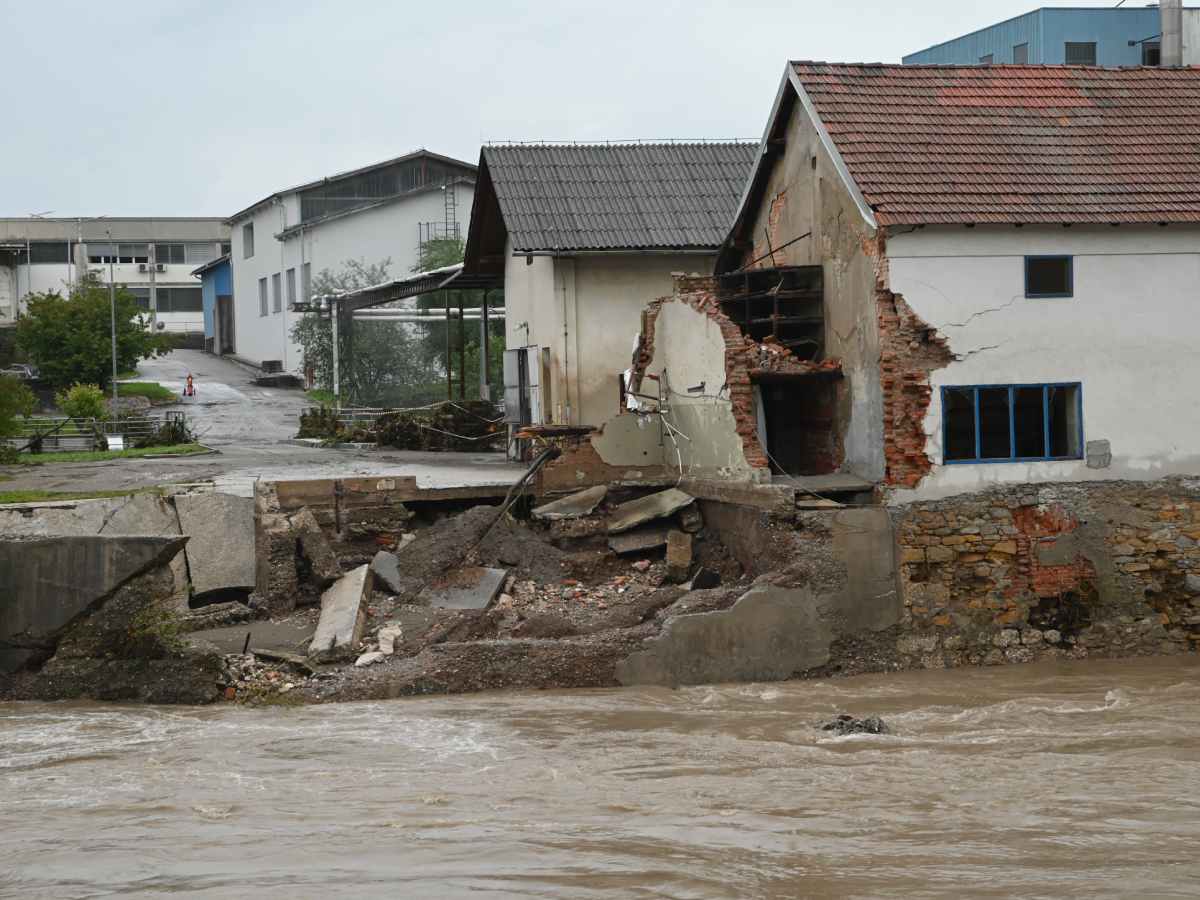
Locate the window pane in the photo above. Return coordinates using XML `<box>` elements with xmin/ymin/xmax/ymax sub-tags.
<box><xmin>259</xmin><ymin>277</ymin><xmax>268</xmax><ymax>316</ymax></box>
<box><xmin>286</xmin><ymin>268</ymin><xmax>297</xmax><ymax>303</ymax></box>
<box><xmin>1065</xmin><ymin>42</ymin><xmax>1096</xmax><ymax>65</ymax></box>
<box><xmin>979</xmin><ymin>388</ymin><xmax>1011</xmax><ymax>458</ymax></box>
<box><xmin>272</xmin><ymin>273</ymin><xmax>282</xmax><ymax>312</ymax></box>
<box><xmin>128</xmin><ymin>287</ymin><xmax>151</xmax><ymax>310</ymax></box>
<box><xmin>979</xmin><ymin>54</ymin><xmax>993</xmax><ymax>65</ymax></box>
<box><xmin>29</xmin><ymin>242</ymin><xmax>69</xmax><ymax>264</ymax></box>
<box><xmin>1013</xmin><ymin>386</ymin><xmax>1046</xmax><ymax>457</ymax></box>
<box><xmin>243</xmin><ymin>224</ymin><xmax>255</xmax><ymax>259</ymax></box>
<box><xmin>944</xmin><ymin>388</ymin><xmax>976</xmax><ymax>460</ymax></box>
<box><xmin>1048</xmin><ymin>386</ymin><xmax>1081</xmax><ymax>457</ymax></box>
<box><xmin>1026</xmin><ymin>256</ymin><xmax>1071</xmax><ymax>297</ymax></box>
<box><xmin>1143</xmin><ymin>41</ymin><xmax>1161</xmax><ymax>66</ymax></box>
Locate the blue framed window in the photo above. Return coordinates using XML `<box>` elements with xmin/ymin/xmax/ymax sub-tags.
<box><xmin>1025</xmin><ymin>255</ymin><xmax>1072</xmax><ymax>298</ymax></box>
<box><xmin>942</xmin><ymin>383</ymin><xmax>1083</xmax><ymax>464</ymax></box>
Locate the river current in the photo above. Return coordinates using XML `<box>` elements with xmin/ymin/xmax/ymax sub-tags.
<box><xmin>2</xmin><ymin>656</ymin><xmax>1199</xmax><ymax>898</ymax></box>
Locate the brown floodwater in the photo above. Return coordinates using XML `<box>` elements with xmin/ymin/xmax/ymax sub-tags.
<box><xmin>2</xmin><ymin>656</ymin><xmax>1199</xmax><ymax>898</ymax></box>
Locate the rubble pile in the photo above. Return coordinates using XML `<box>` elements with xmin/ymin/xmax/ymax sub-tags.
<box><xmin>375</xmin><ymin>401</ymin><xmax>503</xmax><ymax>451</ymax></box>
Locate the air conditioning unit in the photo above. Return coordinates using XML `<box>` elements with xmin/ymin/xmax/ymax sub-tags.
<box><xmin>155</xmin><ymin>263</ymin><xmax>165</xmax><ymax>272</ymax></box>
<box><xmin>138</xmin><ymin>263</ymin><xmax>148</xmax><ymax>273</ymax></box>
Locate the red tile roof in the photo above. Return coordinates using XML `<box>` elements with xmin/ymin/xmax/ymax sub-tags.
<box><xmin>791</xmin><ymin>63</ymin><xmax>1200</xmax><ymax>225</ymax></box>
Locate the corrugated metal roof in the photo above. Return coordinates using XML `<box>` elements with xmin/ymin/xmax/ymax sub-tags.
<box><xmin>790</xmin><ymin>62</ymin><xmax>1200</xmax><ymax>225</ymax></box>
<box><xmin>482</xmin><ymin>142</ymin><xmax>758</xmax><ymax>251</ymax></box>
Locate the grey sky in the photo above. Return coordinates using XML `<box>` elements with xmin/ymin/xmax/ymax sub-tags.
<box><xmin>0</xmin><ymin>1</ymin><xmax>1107</xmax><ymax>217</ymax></box>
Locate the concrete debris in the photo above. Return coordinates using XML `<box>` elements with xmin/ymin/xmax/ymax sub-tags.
<box><xmin>181</xmin><ymin>601</ymin><xmax>255</xmax><ymax>632</ymax></box>
<box><xmin>678</xmin><ymin>505</ymin><xmax>704</xmax><ymax>533</ymax></box>
<box><xmin>309</xmin><ymin>565</ymin><xmax>372</xmax><ymax>662</ymax></box>
<box><xmin>370</xmin><ymin>550</ymin><xmax>404</xmax><ymax>595</ymax></box>
<box><xmin>0</xmin><ymin>535</ymin><xmax>187</xmax><ymax>673</ymax></box>
<box><xmin>533</xmin><ymin>485</ymin><xmax>608</xmax><ymax>521</ymax></box>
<box><xmin>631</xmin><ymin>559</ymin><xmax>652</xmax><ymax>572</ymax></box>
<box><xmin>665</xmin><ymin>530</ymin><xmax>693</xmax><ymax>583</ymax></box>
<box><xmin>355</xmin><ymin>651</ymin><xmax>386</xmax><ymax>667</ymax></box>
<box><xmin>418</xmin><ymin>566</ymin><xmax>507</xmax><ymax>610</ymax></box>
<box><xmin>820</xmin><ymin>715</ymin><xmax>889</xmax><ymax>736</ymax></box>
<box><xmin>614</xmin><ymin>584</ymin><xmax>835</xmax><ymax>687</ymax></box>
<box><xmin>290</xmin><ymin>507</ymin><xmax>340</xmax><ymax>588</ymax></box>
<box><xmin>98</xmin><ymin>494</ymin><xmax>190</xmax><ymax>611</ymax></box>
<box><xmin>608</xmin><ymin>525</ymin><xmax>671</xmax><ymax>555</ymax></box>
<box><xmin>1187</xmin><ymin>573</ymin><xmax>1200</xmax><ymax>595</ymax></box>
<box><xmin>252</xmin><ymin>648</ymin><xmax>316</xmax><ymax>676</ymax></box>
<box><xmin>377</xmin><ymin>625</ymin><xmax>403</xmax><ymax>655</ymax></box>
<box><xmin>175</xmin><ymin>493</ymin><xmax>255</xmax><ymax>598</ymax></box>
<box><xmin>607</xmin><ymin>488</ymin><xmax>695</xmax><ymax>535</ymax></box>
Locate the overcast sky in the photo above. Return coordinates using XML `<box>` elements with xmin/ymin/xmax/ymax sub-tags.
<box><xmin>0</xmin><ymin>1</ymin><xmax>1114</xmax><ymax>217</ymax></box>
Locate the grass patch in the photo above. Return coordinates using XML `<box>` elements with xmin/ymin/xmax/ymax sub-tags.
<box><xmin>19</xmin><ymin>443</ymin><xmax>208</xmax><ymax>464</ymax></box>
<box><xmin>0</xmin><ymin>486</ymin><xmax>160</xmax><ymax>505</ymax></box>
<box><xmin>115</xmin><ymin>369</ymin><xmax>139</xmax><ymax>380</ymax></box>
<box><xmin>305</xmin><ymin>388</ymin><xmax>336</xmax><ymax>405</ymax></box>
<box><xmin>117</xmin><ymin>382</ymin><xmax>178</xmax><ymax>404</ymax></box>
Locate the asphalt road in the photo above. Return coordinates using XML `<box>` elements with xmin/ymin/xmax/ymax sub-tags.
<box><xmin>2</xmin><ymin>349</ymin><xmax>523</xmax><ymax>497</ymax></box>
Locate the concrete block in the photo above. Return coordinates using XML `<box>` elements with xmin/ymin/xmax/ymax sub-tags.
<box><xmin>290</xmin><ymin>507</ymin><xmax>340</xmax><ymax>587</ymax></box>
<box><xmin>532</xmin><ymin>485</ymin><xmax>607</xmax><ymax>521</ymax></box>
<box><xmin>370</xmin><ymin>550</ymin><xmax>403</xmax><ymax>595</ymax></box>
<box><xmin>175</xmin><ymin>493</ymin><xmax>255</xmax><ymax>598</ymax></box>
<box><xmin>608</xmin><ymin>525</ymin><xmax>671</xmax><ymax>555</ymax></box>
<box><xmin>0</xmin><ymin>535</ymin><xmax>186</xmax><ymax>673</ymax></box>
<box><xmin>665</xmin><ymin>530</ymin><xmax>693</xmax><ymax>583</ymax></box>
<box><xmin>308</xmin><ymin>564</ymin><xmax>372</xmax><ymax>661</ymax></box>
<box><xmin>418</xmin><ymin>566</ymin><xmax>507</xmax><ymax>610</ymax></box>
<box><xmin>1086</xmin><ymin>439</ymin><xmax>1112</xmax><ymax>469</ymax></box>
<box><xmin>615</xmin><ymin>584</ymin><xmax>835</xmax><ymax>687</ymax></box>
<box><xmin>98</xmin><ymin>494</ymin><xmax>189</xmax><ymax>611</ymax></box>
<box><xmin>608</xmin><ymin>488</ymin><xmax>695</xmax><ymax>534</ymax></box>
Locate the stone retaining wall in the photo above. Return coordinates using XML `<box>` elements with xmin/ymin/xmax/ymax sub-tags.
<box><xmin>891</xmin><ymin>477</ymin><xmax>1200</xmax><ymax>669</ymax></box>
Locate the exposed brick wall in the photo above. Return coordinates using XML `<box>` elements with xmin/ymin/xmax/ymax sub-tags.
<box><xmin>629</xmin><ymin>275</ymin><xmax>843</xmax><ymax>472</ymax></box>
<box><xmin>892</xmin><ymin>479</ymin><xmax>1200</xmax><ymax>668</ymax></box>
<box><xmin>874</xmin><ymin>236</ymin><xmax>953</xmax><ymax>488</ymax></box>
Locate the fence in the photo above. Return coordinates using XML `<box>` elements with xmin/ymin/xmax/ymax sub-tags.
<box><xmin>3</xmin><ymin>411</ymin><xmax>188</xmax><ymax>453</ymax></box>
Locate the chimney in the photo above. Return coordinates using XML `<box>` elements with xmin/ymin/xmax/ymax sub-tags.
<box><xmin>1161</xmin><ymin>0</ymin><xmax>1183</xmax><ymax>67</ymax></box>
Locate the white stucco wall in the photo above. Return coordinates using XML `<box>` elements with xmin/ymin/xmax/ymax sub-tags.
<box><xmin>502</xmin><ymin>245</ymin><xmax>714</xmax><ymax>427</ymax></box>
<box><xmin>887</xmin><ymin>225</ymin><xmax>1200</xmax><ymax>501</ymax></box>
<box><xmin>0</xmin><ymin>265</ymin><xmax>13</xmax><ymax>322</ymax></box>
<box><xmin>231</xmin><ymin>181</ymin><xmax>473</xmax><ymax>371</ymax></box>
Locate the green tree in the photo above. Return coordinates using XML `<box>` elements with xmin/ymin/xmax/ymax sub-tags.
<box><xmin>291</xmin><ymin>259</ymin><xmax>445</xmax><ymax>405</ymax></box>
<box><xmin>0</xmin><ymin>375</ymin><xmax>35</xmax><ymax>438</ymax></box>
<box><xmin>56</xmin><ymin>383</ymin><xmax>108</xmax><ymax>420</ymax></box>
<box><xmin>15</xmin><ymin>275</ymin><xmax>174</xmax><ymax>390</ymax></box>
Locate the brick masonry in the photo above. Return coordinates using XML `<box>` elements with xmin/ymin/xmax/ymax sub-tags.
<box><xmin>632</xmin><ymin>275</ymin><xmax>843</xmax><ymax>472</ymax></box>
<box><xmin>890</xmin><ymin>478</ymin><xmax>1200</xmax><ymax>669</ymax></box>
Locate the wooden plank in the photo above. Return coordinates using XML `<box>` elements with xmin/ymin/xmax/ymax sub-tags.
<box><xmin>274</xmin><ymin>479</ymin><xmax>336</xmax><ymax>511</ymax></box>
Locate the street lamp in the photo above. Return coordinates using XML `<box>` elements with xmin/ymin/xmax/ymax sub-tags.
<box><xmin>106</xmin><ymin>228</ymin><xmax>117</xmax><ymax>407</ymax></box>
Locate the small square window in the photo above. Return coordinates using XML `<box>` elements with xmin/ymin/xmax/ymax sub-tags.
<box><xmin>1142</xmin><ymin>41</ymin><xmax>1161</xmax><ymax>66</ymax></box>
<box><xmin>1025</xmin><ymin>256</ymin><xmax>1073</xmax><ymax>298</ymax></box>
<box><xmin>979</xmin><ymin>54</ymin><xmax>993</xmax><ymax>65</ymax></box>
<box><xmin>1013</xmin><ymin>43</ymin><xmax>1029</xmax><ymax>64</ymax></box>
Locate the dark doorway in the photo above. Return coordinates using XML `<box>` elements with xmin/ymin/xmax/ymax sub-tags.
<box><xmin>216</xmin><ymin>295</ymin><xmax>235</xmax><ymax>354</ymax></box>
<box><xmin>757</xmin><ymin>376</ymin><xmax>840</xmax><ymax>475</ymax></box>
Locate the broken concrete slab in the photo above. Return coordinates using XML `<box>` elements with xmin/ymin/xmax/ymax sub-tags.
<box><xmin>615</xmin><ymin>584</ymin><xmax>834</xmax><ymax>687</ymax></box>
<box><xmin>98</xmin><ymin>494</ymin><xmax>190</xmax><ymax>611</ymax></box>
<box><xmin>188</xmin><ymin>619</ymin><xmax>315</xmax><ymax>655</ymax></box>
<box><xmin>608</xmin><ymin>525</ymin><xmax>671</xmax><ymax>555</ymax></box>
<box><xmin>0</xmin><ymin>535</ymin><xmax>187</xmax><ymax>673</ymax></box>
<box><xmin>175</xmin><ymin>493</ymin><xmax>255</xmax><ymax>598</ymax></box>
<box><xmin>370</xmin><ymin>550</ymin><xmax>403</xmax><ymax>595</ymax></box>
<box><xmin>290</xmin><ymin>507</ymin><xmax>340</xmax><ymax>588</ymax></box>
<box><xmin>355</xmin><ymin>651</ymin><xmax>385</xmax><ymax>667</ymax></box>
<box><xmin>308</xmin><ymin>564</ymin><xmax>372</xmax><ymax>662</ymax></box>
<box><xmin>533</xmin><ymin>485</ymin><xmax>608</xmax><ymax>521</ymax></box>
<box><xmin>608</xmin><ymin>488</ymin><xmax>695</xmax><ymax>535</ymax></box>
<box><xmin>418</xmin><ymin>566</ymin><xmax>507</xmax><ymax>610</ymax></box>
<box><xmin>665</xmin><ymin>530</ymin><xmax>693</xmax><ymax>583</ymax></box>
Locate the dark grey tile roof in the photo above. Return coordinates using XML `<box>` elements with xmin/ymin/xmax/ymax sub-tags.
<box><xmin>482</xmin><ymin>142</ymin><xmax>758</xmax><ymax>252</ymax></box>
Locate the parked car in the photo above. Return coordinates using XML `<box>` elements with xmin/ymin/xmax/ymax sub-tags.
<box><xmin>1</xmin><ymin>364</ymin><xmax>38</xmax><ymax>380</ymax></box>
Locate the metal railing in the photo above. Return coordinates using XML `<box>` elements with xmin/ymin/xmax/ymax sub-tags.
<box><xmin>3</xmin><ymin>412</ymin><xmax>187</xmax><ymax>453</ymax></box>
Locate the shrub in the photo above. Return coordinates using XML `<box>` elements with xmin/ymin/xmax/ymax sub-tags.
<box><xmin>0</xmin><ymin>375</ymin><xmax>35</xmax><ymax>438</ymax></box>
<box><xmin>56</xmin><ymin>383</ymin><xmax>108</xmax><ymax>421</ymax></box>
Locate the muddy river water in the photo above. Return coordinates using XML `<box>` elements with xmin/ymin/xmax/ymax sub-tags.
<box><xmin>2</xmin><ymin>656</ymin><xmax>1199</xmax><ymax>898</ymax></box>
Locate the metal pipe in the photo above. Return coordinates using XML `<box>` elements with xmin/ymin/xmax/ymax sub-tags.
<box><xmin>479</xmin><ymin>289</ymin><xmax>490</xmax><ymax>401</ymax></box>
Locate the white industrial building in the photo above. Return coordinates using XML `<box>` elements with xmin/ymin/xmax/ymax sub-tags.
<box><xmin>0</xmin><ymin>217</ymin><xmax>229</xmax><ymax>334</ymax></box>
<box><xmin>226</xmin><ymin>150</ymin><xmax>476</xmax><ymax>373</ymax></box>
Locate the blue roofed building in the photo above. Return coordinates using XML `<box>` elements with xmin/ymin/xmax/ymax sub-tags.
<box><xmin>191</xmin><ymin>254</ymin><xmax>233</xmax><ymax>355</ymax></box>
<box><xmin>903</xmin><ymin>4</ymin><xmax>1198</xmax><ymax>66</ymax></box>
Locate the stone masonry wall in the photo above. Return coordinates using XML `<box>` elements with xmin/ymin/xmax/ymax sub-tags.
<box><xmin>890</xmin><ymin>478</ymin><xmax>1200</xmax><ymax>669</ymax></box>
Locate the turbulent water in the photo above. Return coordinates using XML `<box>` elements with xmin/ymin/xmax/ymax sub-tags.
<box><xmin>2</xmin><ymin>657</ymin><xmax>1199</xmax><ymax>899</ymax></box>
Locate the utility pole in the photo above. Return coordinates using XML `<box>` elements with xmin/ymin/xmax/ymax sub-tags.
<box><xmin>107</xmin><ymin>229</ymin><xmax>118</xmax><ymax>406</ymax></box>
